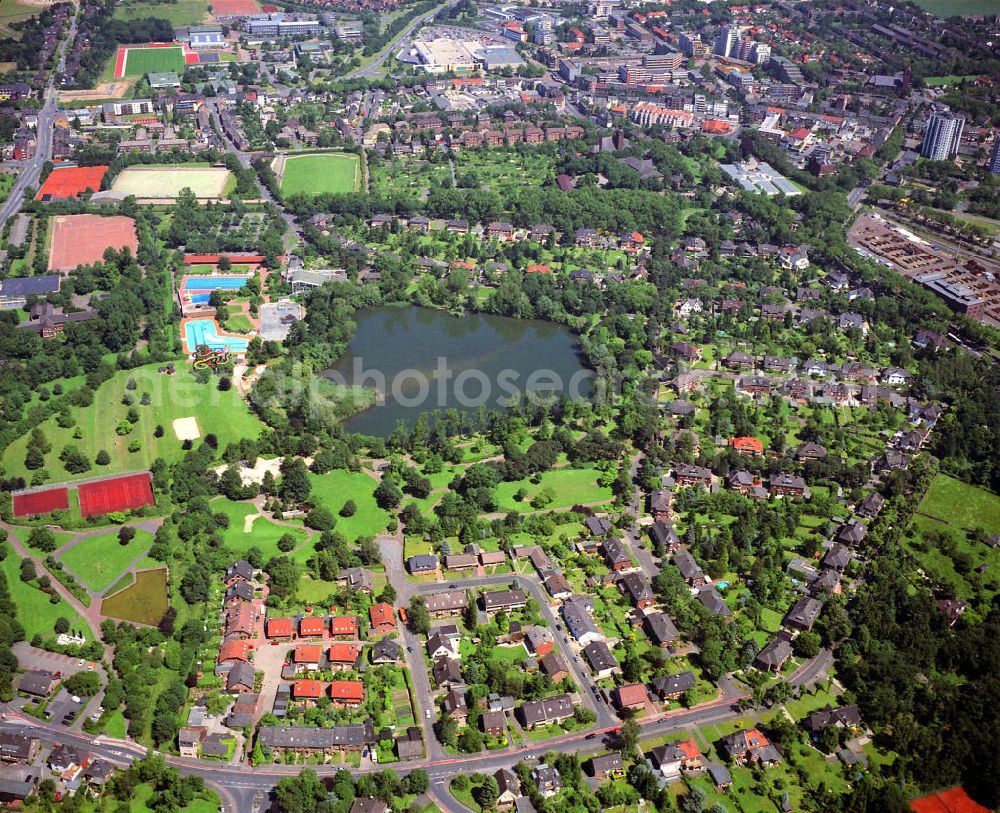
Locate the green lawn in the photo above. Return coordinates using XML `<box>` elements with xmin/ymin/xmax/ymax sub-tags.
<box><xmin>113</xmin><ymin>0</ymin><xmax>208</xmax><ymax>24</ymax></box>
<box><xmin>102</xmin><ymin>709</ymin><xmax>128</xmax><ymax>739</ymax></box>
<box><xmin>224</xmin><ymin>312</ymin><xmax>254</xmax><ymax>333</ymax></box>
<box><xmin>493</xmin><ymin>467</ymin><xmax>612</xmax><ymax>513</ymax></box>
<box><xmin>912</xmin><ymin>0</ymin><xmax>1000</xmax><ymax>13</ymax></box>
<box><xmin>0</xmin><ymin>543</ymin><xmax>86</xmax><ymax>639</ymax></box>
<box><xmin>309</xmin><ymin>470</ymin><xmax>390</xmax><ymax>541</ymax></box>
<box><xmin>297</xmin><ymin>574</ymin><xmax>342</xmax><ymax>603</ymax></box>
<box><xmin>279</xmin><ymin>153</ymin><xmax>361</xmax><ymax>197</ymax></box>
<box><xmin>101</xmin><ymin>567</ymin><xmax>169</xmax><ymax>626</ymax></box>
<box><xmin>59</xmin><ymin>529</ymin><xmax>154</xmax><ymax>593</ymax></box>
<box><xmin>2</xmin><ymin>362</ymin><xmax>266</xmax><ymax>483</ymax></box>
<box><xmin>907</xmin><ymin>474</ymin><xmax>1000</xmax><ymax>606</ymax></box>
<box><xmin>11</xmin><ymin>527</ymin><xmax>75</xmax><ymax>551</ymax></box>
<box><xmin>213</xmin><ymin>498</ymin><xmax>310</xmax><ymax>559</ymax></box>
<box><xmin>77</xmin><ymin>783</ymin><xmax>220</xmax><ymax>813</ymax></box>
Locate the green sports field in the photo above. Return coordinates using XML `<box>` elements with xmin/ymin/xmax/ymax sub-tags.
<box><xmin>310</xmin><ymin>469</ymin><xmax>391</xmax><ymax>541</ymax></box>
<box><xmin>111</xmin><ymin>166</ymin><xmax>232</xmax><ymax>200</ymax></box>
<box><xmin>277</xmin><ymin>153</ymin><xmax>361</xmax><ymax>197</ymax></box>
<box><xmin>121</xmin><ymin>46</ymin><xmax>187</xmax><ymax>77</ymax></box>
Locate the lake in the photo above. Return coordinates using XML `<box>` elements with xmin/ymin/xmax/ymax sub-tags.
<box><xmin>325</xmin><ymin>306</ymin><xmax>592</xmax><ymax>436</ymax></box>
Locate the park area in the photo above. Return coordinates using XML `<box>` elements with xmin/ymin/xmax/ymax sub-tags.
<box><xmin>114</xmin><ymin>44</ymin><xmax>188</xmax><ymax>78</ymax></box>
<box><xmin>212</xmin><ymin>498</ymin><xmax>312</xmax><ymax>560</ymax></box>
<box><xmin>275</xmin><ymin>153</ymin><xmax>361</xmax><ymax>197</ymax></box>
<box><xmin>100</xmin><ymin>566</ymin><xmax>169</xmax><ymax>626</ymax></box>
<box><xmin>36</xmin><ymin>165</ymin><xmax>108</xmax><ymax>201</ymax></box>
<box><xmin>59</xmin><ymin>528</ymin><xmax>154</xmax><ymax>593</ymax></box>
<box><xmin>110</xmin><ymin>166</ymin><xmax>233</xmax><ymax>200</ymax></box>
<box><xmin>907</xmin><ymin>474</ymin><xmax>1000</xmax><ymax>607</ymax></box>
<box><xmin>0</xmin><ymin>542</ymin><xmax>85</xmax><ymax>639</ymax></box>
<box><xmin>48</xmin><ymin>214</ymin><xmax>138</xmax><ymax>272</ymax></box>
<box><xmin>310</xmin><ymin>469</ymin><xmax>391</xmax><ymax>541</ymax></box>
<box><xmin>1</xmin><ymin>362</ymin><xmax>265</xmax><ymax>483</ymax></box>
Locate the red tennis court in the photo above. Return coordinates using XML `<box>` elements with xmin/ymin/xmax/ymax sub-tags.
<box><xmin>36</xmin><ymin>166</ymin><xmax>109</xmax><ymax>201</ymax></box>
<box><xmin>911</xmin><ymin>788</ymin><xmax>992</xmax><ymax>813</ymax></box>
<box><xmin>48</xmin><ymin>214</ymin><xmax>138</xmax><ymax>272</ymax></box>
<box><xmin>12</xmin><ymin>488</ymin><xmax>69</xmax><ymax>518</ymax></box>
<box><xmin>78</xmin><ymin>473</ymin><xmax>154</xmax><ymax>518</ymax></box>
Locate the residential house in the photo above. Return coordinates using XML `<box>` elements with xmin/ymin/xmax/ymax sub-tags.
<box><xmin>407</xmin><ymin>554</ymin><xmax>439</xmax><ymax>575</ymax></box>
<box><xmin>783</xmin><ymin>596</ymin><xmax>823</xmax><ymax>631</ymax></box>
<box><xmin>644</xmin><ymin>612</ymin><xmax>679</xmax><ymax>647</ymax></box>
<box><xmin>432</xmin><ymin>657</ymin><xmax>463</xmax><ymax>688</ymax></box>
<box><xmin>266</xmin><ymin>618</ymin><xmax>294</xmax><ymax>639</ymax></box>
<box><xmin>481</xmin><ymin>589</ymin><xmax>527</xmax><ymax>613</ymax></box>
<box><xmin>619</xmin><ymin>572</ymin><xmax>655</xmax><ymax>609</ymax></box>
<box><xmin>442</xmin><ymin>689</ymin><xmax>468</xmax><ymax>723</ymax></box>
<box><xmin>329</xmin><ymin>681</ymin><xmax>364</xmax><ymax>707</ymax></box>
<box><xmin>369</xmin><ymin>603</ymin><xmax>396</xmax><ymax>636</ymax></box>
<box><xmin>856</xmin><ymin>492</ymin><xmax>884</xmax><ymax>518</ymax></box>
<box><xmin>531</xmin><ymin>765</ymin><xmax>562</xmax><ymax>797</ymax></box>
<box><xmin>226</xmin><ymin>662</ymin><xmax>256</xmax><ymax>694</ymax></box>
<box><xmin>16</xmin><ymin>670</ymin><xmax>59</xmax><ymax>699</ymax></box>
<box><xmin>292</xmin><ymin>644</ymin><xmax>323</xmax><ymax>672</ymax></box>
<box><xmin>614</xmin><ymin>683</ymin><xmax>649</xmax><ymax>713</ymax></box>
<box><xmin>649</xmin><ymin>671</ymin><xmax>696</xmax><ymax>701</ymax></box>
<box><xmin>753</xmin><ymin>637</ymin><xmax>793</xmax><ymax>672</ymax></box>
<box><xmin>805</xmin><ymin>705</ymin><xmax>862</xmax><ymax>735</ymax></box>
<box><xmin>516</xmin><ymin>694</ymin><xmax>575</xmax><ymax>728</ymax></box>
<box><xmin>330</xmin><ymin>616</ymin><xmax>358</xmax><ymax>638</ymax></box>
<box><xmin>538</xmin><ymin>652</ymin><xmax>569</xmax><ymax>684</ymax></box>
<box><xmin>603</xmin><ymin>537</ymin><xmax>631</xmax><ymax>572</ymax></box>
<box><xmin>674</xmin><ymin>549</ymin><xmax>706</xmax><ymax>586</ymax></box>
<box><xmin>650</xmin><ymin>738</ymin><xmax>703</xmax><ymax>778</ymax></box>
<box><xmin>697</xmin><ymin>587</ymin><xmax>731</xmax><ymax>617</ymax></box>
<box><xmin>589</xmin><ymin>753</ymin><xmax>624</xmax><ymax>780</ymax></box>
<box><xmin>328</xmin><ymin>644</ymin><xmax>361</xmax><ymax>671</ymax></box>
<box><xmin>257</xmin><ymin>722</ymin><xmax>376</xmax><ymax>757</ymax></box>
<box><xmin>718</xmin><ymin>728</ymin><xmax>782</xmax><ymax>767</ymax></box>
<box><xmin>424</xmin><ymin>591</ymin><xmax>468</xmax><ymax>618</ymax></box>
<box><xmin>796</xmin><ymin>442</ymin><xmax>827</xmax><ymax>461</ymax></box>
<box><xmin>495</xmin><ymin>768</ymin><xmax>521</xmax><ymax>809</ymax></box>
<box><xmin>299</xmin><ymin>617</ymin><xmax>325</xmax><ymax>638</ymax></box>
<box><xmin>562</xmin><ymin>598</ymin><xmax>602</xmax><ymax>646</ymax></box>
<box><xmin>674</xmin><ymin>464</ymin><xmax>712</xmax><ymax>487</ymax></box>
<box><xmin>583</xmin><ymin>641</ymin><xmax>620</xmax><ymax>679</ymax></box>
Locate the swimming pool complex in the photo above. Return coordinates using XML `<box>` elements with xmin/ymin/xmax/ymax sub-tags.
<box><xmin>184</xmin><ymin>319</ymin><xmax>250</xmax><ymax>354</ymax></box>
<box><xmin>182</xmin><ymin>275</ymin><xmax>249</xmax><ymax>304</ymax></box>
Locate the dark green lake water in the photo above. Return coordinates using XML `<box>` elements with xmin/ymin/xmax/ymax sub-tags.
<box><xmin>325</xmin><ymin>306</ymin><xmax>591</xmax><ymax>436</ymax></box>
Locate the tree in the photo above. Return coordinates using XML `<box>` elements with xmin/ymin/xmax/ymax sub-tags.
<box><xmin>277</xmin><ymin>533</ymin><xmax>297</xmax><ymax>553</ymax></box>
<box><xmin>408</xmin><ymin>596</ymin><xmax>431</xmax><ymax>636</ymax></box>
<box><xmin>54</xmin><ymin>617</ymin><xmax>70</xmax><ymax>634</ymax></box>
<box><xmin>473</xmin><ymin>774</ymin><xmax>499</xmax><ymax>809</ymax></box>
<box><xmin>118</xmin><ymin>526</ymin><xmax>136</xmax><ymax>546</ymax></box>
<box><xmin>374</xmin><ymin>478</ymin><xmax>403</xmax><ymax>509</ymax></box>
<box><xmin>305</xmin><ymin>506</ymin><xmax>336</xmax><ymax>531</ymax></box>
<box><xmin>64</xmin><ymin>670</ymin><xmax>101</xmax><ymax>696</ymax></box>
<box><xmin>19</xmin><ymin>559</ymin><xmax>35</xmax><ymax>582</ymax></box>
<box><xmin>24</xmin><ymin>446</ymin><xmax>44</xmax><ymax>470</ymax></box>
<box><xmin>265</xmin><ymin>556</ymin><xmax>300</xmax><ymax>599</ymax></box>
<box><xmin>794</xmin><ymin>630</ymin><xmax>821</xmax><ymax>659</ymax></box>
<box><xmin>179</xmin><ymin>564</ymin><xmax>210</xmax><ymax>603</ymax></box>
<box><xmin>279</xmin><ymin>458</ymin><xmax>312</xmax><ymax>504</ymax></box>
<box><xmin>619</xmin><ymin>717</ymin><xmax>640</xmax><ymax>754</ymax></box>
<box><xmin>96</xmin><ymin>449</ymin><xmax>111</xmax><ymax>465</ymax></box>
<box><xmin>406</xmin><ymin>770</ymin><xmax>429</xmax><ymax>795</ymax></box>
<box><xmin>27</xmin><ymin>527</ymin><xmax>57</xmax><ymax>553</ymax></box>
<box><xmin>340</xmin><ymin>499</ymin><xmax>357</xmax><ymax>517</ymax></box>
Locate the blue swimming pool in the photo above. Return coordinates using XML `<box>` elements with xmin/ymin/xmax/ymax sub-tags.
<box><xmin>190</xmin><ymin>293</ymin><xmax>211</xmax><ymax>304</ymax></box>
<box><xmin>715</xmin><ymin>581</ymin><xmax>730</xmax><ymax>590</ymax></box>
<box><xmin>182</xmin><ymin>276</ymin><xmax>249</xmax><ymax>292</ymax></box>
<box><xmin>184</xmin><ymin>319</ymin><xmax>249</xmax><ymax>353</ymax></box>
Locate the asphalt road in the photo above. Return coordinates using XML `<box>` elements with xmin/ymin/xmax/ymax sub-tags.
<box><xmin>0</xmin><ymin>12</ymin><xmax>76</xmax><ymax>232</ymax></box>
<box><xmin>345</xmin><ymin>0</ymin><xmax>464</xmax><ymax>79</ymax></box>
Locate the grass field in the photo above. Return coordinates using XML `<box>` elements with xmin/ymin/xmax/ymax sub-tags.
<box><xmin>111</xmin><ymin>166</ymin><xmax>232</xmax><ymax>199</ymax></box>
<box><xmin>0</xmin><ymin>543</ymin><xmax>86</xmax><ymax>639</ymax></box>
<box><xmin>120</xmin><ymin>46</ymin><xmax>187</xmax><ymax>77</ymax></box>
<box><xmin>213</xmin><ymin>498</ymin><xmax>310</xmax><ymax>559</ymax></box>
<box><xmin>908</xmin><ymin>474</ymin><xmax>1000</xmax><ymax>605</ymax></box>
<box><xmin>0</xmin><ymin>0</ymin><xmax>40</xmax><ymax>38</ymax></box>
<box><xmin>912</xmin><ymin>0</ymin><xmax>1000</xmax><ymax>13</ymax></box>
<box><xmin>59</xmin><ymin>529</ymin><xmax>154</xmax><ymax>593</ymax></box>
<box><xmin>310</xmin><ymin>470</ymin><xmax>391</xmax><ymax>540</ymax></box>
<box><xmin>1</xmin><ymin>362</ymin><xmax>265</xmax><ymax>484</ymax></box>
<box><xmin>924</xmin><ymin>75</ymin><xmax>979</xmax><ymax>86</ymax></box>
<box><xmin>113</xmin><ymin>0</ymin><xmax>208</xmax><ymax>25</ymax></box>
<box><xmin>493</xmin><ymin>467</ymin><xmax>613</xmax><ymax>513</ymax></box>
<box><xmin>278</xmin><ymin>153</ymin><xmax>361</xmax><ymax>197</ymax></box>
<box><xmin>78</xmin><ymin>782</ymin><xmax>219</xmax><ymax>813</ymax></box>
<box><xmin>101</xmin><ymin>567</ymin><xmax>169</xmax><ymax>626</ymax></box>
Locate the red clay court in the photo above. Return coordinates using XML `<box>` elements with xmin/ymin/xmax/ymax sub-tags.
<box><xmin>12</xmin><ymin>487</ymin><xmax>69</xmax><ymax>518</ymax></box>
<box><xmin>78</xmin><ymin>473</ymin><xmax>155</xmax><ymax>518</ymax></box>
<box><xmin>211</xmin><ymin>0</ymin><xmax>261</xmax><ymax>14</ymax></box>
<box><xmin>36</xmin><ymin>165</ymin><xmax>108</xmax><ymax>201</ymax></box>
<box><xmin>911</xmin><ymin>788</ymin><xmax>992</xmax><ymax>813</ymax></box>
<box><xmin>48</xmin><ymin>214</ymin><xmax>139</xmax><ymax>272</ymax></box>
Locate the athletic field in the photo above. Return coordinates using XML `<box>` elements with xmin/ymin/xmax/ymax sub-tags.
<box><xmin>275</xmin><ymin>153</ymin><xmax>361</xmax><ymax>197</ymax></box>
<box><xmin>115</xmin><ymin>45</ymin><xmax>188</xmax><ymax>78</ymax></box>
<box><xmin>111</xmin><ymin>166</ymin><xmax>232</xmax><ymax>200</ymax></box>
